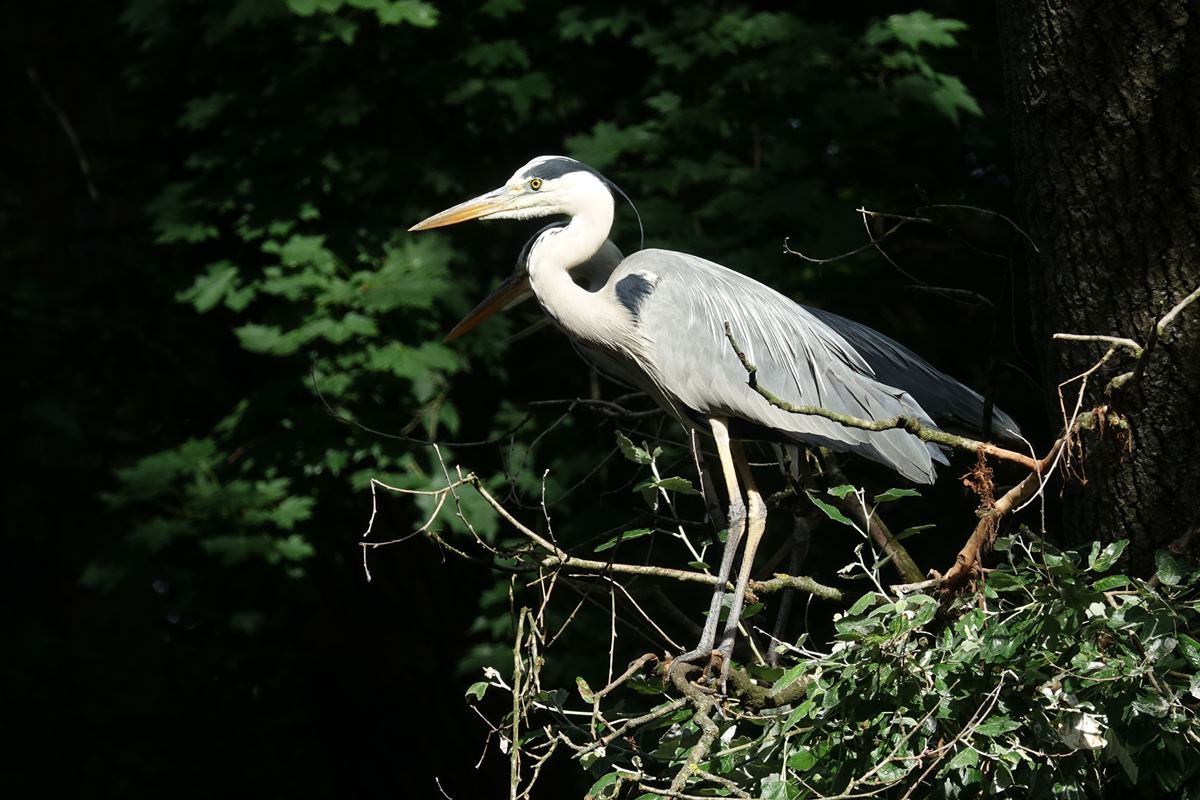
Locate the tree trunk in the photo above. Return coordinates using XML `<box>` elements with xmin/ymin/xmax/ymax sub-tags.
<box><xmin>997</xmin><ymin>2</ymin><xmax>1200</xmax><ymax>571</ymax></box>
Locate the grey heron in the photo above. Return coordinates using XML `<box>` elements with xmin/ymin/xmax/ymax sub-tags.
<box><xmin>411</xmin><ymin>155</ymin><xmax>1019</xmax><ymax>679</ymax></box>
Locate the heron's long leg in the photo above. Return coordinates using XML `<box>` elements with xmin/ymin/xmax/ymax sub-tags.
<box><xmin>670</xmin><ymin>417</ymin><xmax>746</xmax><ymax>672</ymax></box>
<box><xmin>717</xmin><ymin>446</ymin><xmax>768</xmax><ymax>677</ymax></box>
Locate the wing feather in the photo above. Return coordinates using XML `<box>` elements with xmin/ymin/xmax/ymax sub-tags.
<box><xmin>618</xmin><ymin>249</ymin><xmax>945</xmax><ymax>483</ymax></box>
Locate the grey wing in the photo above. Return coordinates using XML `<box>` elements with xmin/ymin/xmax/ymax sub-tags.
<box><xmin>806</xmin><ymin>307</ymin><xmax>1022</xmax><ymax>442</ymax></box>
<box><xmin>623</xmin><ymin>250</ymin><xmax>945</xmax><ymax>484</ymax></box>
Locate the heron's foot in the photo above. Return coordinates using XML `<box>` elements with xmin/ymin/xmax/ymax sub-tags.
<box><xmin>665</xmin><ymin>645</ymin><xmax>724</xmax><ymax>685</ymax></box>
<box><xmin>716</xmin><ymin>637</ymin><xmax>736</xmax><ymax>683</ymax></box>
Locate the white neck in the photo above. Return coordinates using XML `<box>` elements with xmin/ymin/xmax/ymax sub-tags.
<box><xmin>526</xmin><ymin>183</ymin><xmax>635</xmax><ymax>349</ymax></box>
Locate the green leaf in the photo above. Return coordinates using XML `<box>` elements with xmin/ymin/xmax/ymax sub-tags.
<box><xmin>782</xmin><ymin>699</ymin><xmax>816</xmax><ymax>731</ymax></box>
<box><xmin>873</xmin><ymin>487</ymin><xmax>921</xmax><ymax>503</ymax></box>
<box><xmin>806</xmin><ymin>492</ymin><xmax>854</xmax><ymax>527</ymax></box>
<box><xmin>576</xmin><ymin>676</ymin><xmax>595</xmax><ymax>703</ymax></box>
<box><xmin>1106</xmin><ymin>730</ymin><xmax>1138</xmax><ymax>784</ymax></box>
<box><xmin>896</xmin><ymin>523</ymin><xmax>936</xmax><ymax>541</ymax></box>
<box><xmin>1178</xmin><ymin>634</ymin><xmax>1200</xmax><ymax>669</ymax></box>
<box><xmin>759</xmin><ymin>776</ymin><xmax>788</xmax><ymax>800</ymax></box>
<box><xmin>656</xmin><ymin>476</ymin><xmax>698</xmax><ymax>494</ymax></box>
<box><xmin>787</xmin><ymin>747</ymin><xmax>816</xmax><ymax>771</ymax></box>
<box><xmin>635</xmin><ymin>476</ymin><xmax>701</xmax><ymax>495</ymax></box>
<box><xmin>274</xmin><ymin>534</ymin><xmax>315</xmax><ymax>562</ymax></box>
<box><xmin>1155</xmin><ymin>550</ymin><xmax>1184</xmax><ymax>586</ymax></box>
<box><xmin>974</xmin><ymin>717</ymin><xmax>1021</xmax><ymax>737</ymax></box>
<box><xmin>465</xmin><ymin>681</ymin><xmax>488</xmax><ymax>701</ymax></box>
<box><xmin>827</xmin><ymin>484</ymin><xmax>857</xmax><ymax>498</ymax></box>
<box><xmin>593</xmin><ymin>528</ymin><xmax>653</xmax><ymax>553</ymax></box>
<box><xmin>866</xmin><ymin>11</ymin><xmax>969</xmax><ymax>50</ymax></box>
<box><xmin>771</xmin><ymin>663</ymin><xmax>806</xmax><ymax>695</ymax></box>
<box><xmin>947</xmin><ymin>747</ymin><xmax>979</xmax><ymax>770</ymax></box>
<box><xmin>846</xmin><ymin>592</ymin><xmax>877</xmax><ymax>616</ymax></box>
<box><xmin>586</xmin><ymin>771</ymin><xmax>620</xmax><ymax>799</ymax></box>
<box><xmin>235</xmin><ymin>323</ymin><xmax>297</xmax><ymax>355</ymax></box>
<box><xmin>1091</xmin><ymin>575</ymin><xmax>1130</xmax><ymax>591</ymax></box>
<box><xmin>615</xmin><ymin>431</ymin><xmax>652</xmax><ymax>465</ymax></box>
<box><xmin>1088</xmin><ymin>539</ymin><xmax>1129</xmax><ymax>572</ymax></box>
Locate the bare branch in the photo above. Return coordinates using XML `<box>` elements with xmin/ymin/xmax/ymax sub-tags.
<box><xmin>469</xmin><ymin>475</ymin><xmax>843</xmax><ymax>598</ymax></box>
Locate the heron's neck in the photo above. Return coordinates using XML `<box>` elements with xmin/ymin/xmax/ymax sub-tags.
<box><xmin>527</xmin><ymin>195</ymin><xmax>633</xmax><ymax>348</ymax></box>
<box><xmin>537</xmin><ymin>191</ymin><xmax>614</xmax><ymax>272</ymax></box>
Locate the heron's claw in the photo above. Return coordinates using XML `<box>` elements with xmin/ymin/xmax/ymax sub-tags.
<box><xmin>666</xmin><ymin>646</ymin><xmax>724</xmax><ymax>688</ymax></box>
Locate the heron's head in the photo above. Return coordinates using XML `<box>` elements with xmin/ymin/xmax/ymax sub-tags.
<box><xmin>409</xmin><ymin>156</ymin><xmax>616</xmax><ymax>231</ymax></box>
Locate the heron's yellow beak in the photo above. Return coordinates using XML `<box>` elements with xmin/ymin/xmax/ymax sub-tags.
<box><xmin>409</xmin><ymin>187</ymin><xmax>512</xmax><ymax>231</ymax></box>
<box><xmin>444</xmin><ymin>272</ymin><xmax>533</xmax><ymax>342</ymax></box>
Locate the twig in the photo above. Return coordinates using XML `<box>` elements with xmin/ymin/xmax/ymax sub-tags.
<box><xmin>939</xmin><ymin>437</ymin><xmax>1065</xmax><ymax>591</ymax></box>
<box><xmin>819</xmin><ymin>453</ymin><xmax>923</xmax><ymax>584</ymax></box>
<box><xmin>510</xmin><ymin>608</ymin><xmax>528</xmax><ymax>800</ymax></box>
<box><xmin>468</xmin><ymin>475</ymin><xmax>842</xmax><ymax>597</ymax></box>
<box><xmin>578</xmin><ymin>696</ymin><xmax>689</xmax><ymax>757</ymax></box>
<box><xmin>1051</xmin><ymin>333</ymin><xmax>1142</xmax><ymax>354</ymax></box>
<box><xmin>26</xmin><ymin>67</ymin><xmax>99</xmax><ymax>201</ymax></box>
<box><xmin>529</xmin><ymin>397</ymin><xmax>663</xmax><ymax>419</ymax></box>
<box><xmin>1133</xmin><ymin>283</ymin><xmax>1200</xmax><ymax>383</ymax></box>
<box><xmin>782</xmin><ymin>223</ymin><xmax>911</xmax><ymax>264</ymax></box>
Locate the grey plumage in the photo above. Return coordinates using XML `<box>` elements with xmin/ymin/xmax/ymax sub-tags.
<box><xmin>476</xmin><ymin>230</ymin><xmax>1021</xmax><ymax>484</ymax></box>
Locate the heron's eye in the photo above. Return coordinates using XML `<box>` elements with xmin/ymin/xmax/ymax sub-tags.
<box><xmin>529</xmin><ymin>178</ymin><xmax>543</xmax><ymax>191</ymax></box>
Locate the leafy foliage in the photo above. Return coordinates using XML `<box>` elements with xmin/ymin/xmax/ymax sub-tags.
<box><xmin>493</xmin><ymin>531</ymin><xmax>1200</xmax><ymax>798</ymax></box>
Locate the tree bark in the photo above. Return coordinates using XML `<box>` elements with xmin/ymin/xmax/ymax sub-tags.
<box><xmin>997</xmin><ymin>2</ymin><xmax>1200</xmax><ymax>571</ymax></box>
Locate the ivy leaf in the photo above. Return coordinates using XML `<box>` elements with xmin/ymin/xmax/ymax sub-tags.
<box><xmin>974</xmin><ymin>717</ymin><xmax>1021</xmax><ymax>737</ymax></box>
<box><xmin>771</xmin><ymin>664</ymin><xmax>806</xmax><ymax>695</ymax></box>
<box><xmin>1088</xmin><ymin>539</ymin><xmax>1129</xmax><ymax>571</ymax></box>
<box><xmin>586</xmin><ymin>771</ymin><xmax>620</xmax><ymax>799</ymax></box>
<box><xmin>947</xmin><ymin>747</ymin><xmax>980</xmax><ymax>770</ymax></box>
<box><xmin>759</xmin><ymin>776</ymin><xmax>788</xmax><ymax>800</ymax></box>
<box><xmin>787</xmin><ymin>747</ymin><xmax>816</xmax><ymax>771</ymax></box>
<box><xmin>1155</xmin><ymin>550</ymin><xmax>1184</xmax><ymax>586</ymax></box>
<box><xmin>1178</xmin><ymin>634</ymin><xmax>1200</xmax><ymax>669</ymax></box>
<box><xmin>465</xmin><ymin>681</ymin><xmax>488</xmax><ymax>701</ymax></box>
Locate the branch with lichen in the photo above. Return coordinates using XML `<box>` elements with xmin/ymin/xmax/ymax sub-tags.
<box><xmin>722</xmin><ymin>322</ymin><xmax>1040</xmax><ymax>471</ymax></box>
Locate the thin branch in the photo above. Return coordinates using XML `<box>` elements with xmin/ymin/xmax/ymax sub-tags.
<box><xmin>310</xmin><ymin>358</ymin><xmax>533</xmax><ymax>448</ymax></box>
<box><xmin>939</xmin><ymin>437</ymin><xmax>1065</xmax><ymax>591</ymax></box>
<box><xmin>1052</xmin><ymin>333</ymin><xmax>1142</xmax><ymax>354</ymax></box>
<box><xmin>916</xmin><ymin>203</ymin><xmax>1041</xmax><ymax>253</ymax></box>
<box><xmin>782</xmin><ymin>222</ymin><xmax>911</xmax><ymax>264</ymax></box>
<box><xmin>468</xmin><ymin>475</ymin><xmax>842</xmax><ymax>597</ymax></box>
<box><xmin>26</xmin><ymin>67</ymin><xmax>99</xmax><ymax>201</ymax></box>
<box><xmin>529</xmin><ymin>397</ymin><xmax>663</xmax><ymax>419</ymax></box>
<box><xmin>1133</xmin><ymin>283</ymin><xmax>1200</xmax><ymax>383</ymax></box>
